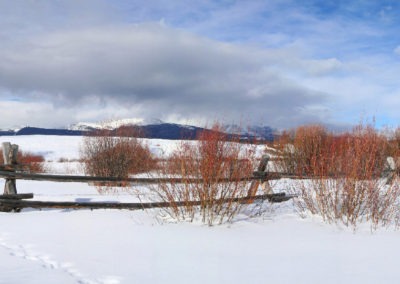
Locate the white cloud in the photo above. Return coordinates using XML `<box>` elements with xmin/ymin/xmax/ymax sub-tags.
<box><xmin>0</xmin><ymin>101</ymin><xmax>67</xmax><ymax>129</ymax></box>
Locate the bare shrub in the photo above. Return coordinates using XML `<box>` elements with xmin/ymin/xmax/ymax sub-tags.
<box><xmin>80</xmin><ymin>127</ymin><xmax>156</xmax><ymax>182</ymax></box>
<box><xmin>293</xmin><ymin>124</ymin><xmax>400</xmax><ymax>229</ymax></box>
<box><xmin>0</xmin><ymin>149</ymin><xmax>45</xmax><ymax>173</ymax></box>
<box><xmin>153</xmin><ymin>123</ymin><xmax>257</xmax><ymax>225</ymax></box>
<box><xmin>387</xmin><ymin>127</ymin><xmax>400</xmax><ymax>157</ymax></box>
<box><xmin>276</xmin><ymin>125</ymin><xmax>328</xmax><ymax>175</ymax></box>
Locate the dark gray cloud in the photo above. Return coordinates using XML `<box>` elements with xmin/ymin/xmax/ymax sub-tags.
<box><xmin>3</xmin><ymin>1</ymin><xmax>399</xmax><ymax>129</ymax></box>
<box><xmin>0</xmin><ymin>23</ymin><xmax>328</xmax><ymax>128</ymax></box>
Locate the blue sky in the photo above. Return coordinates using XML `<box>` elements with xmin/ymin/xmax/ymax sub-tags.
<box><xmin>0</xmin><ymin>0</ymin><xmax>399</xmax><ymax>129</ymax></box>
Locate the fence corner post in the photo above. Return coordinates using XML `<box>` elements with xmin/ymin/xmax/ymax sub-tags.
<box><xmin>247</xmin><ymin>154</ymin><xmax>270</xmax><ymax>198</ymax></box>
<box><xmin>2</xmin><ymin>142</ymin><xmax>18</xmax><ymax>195</ymax></box>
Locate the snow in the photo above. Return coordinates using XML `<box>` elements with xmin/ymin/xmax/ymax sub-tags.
<box><xmin>69</xmin><ymin>118</ymin><xmax>164</xmax><ymax>131</ymax></box>
<box><xmin>1</xmin><ymin>135</ymin><xmax>181</xmax><ymax>162</ymax></box>
<box><xmin>1</xmin><ymin>135</ymin><xmax>400</xmax><ymax>284</ymax></box>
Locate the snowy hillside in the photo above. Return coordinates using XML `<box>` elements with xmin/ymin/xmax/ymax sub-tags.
<box><xmin>69</xmin><ymin>118</ymin><xmax>276</xmax><ymax>140</ymax></box>
<box><xmin>69</xmin><ymin>118</ymin><xmax>164</xmax><ymax>131</ymax></box>
<box><xmin>0</xmin><ymin>135</ymin><xmax>399</xmax><ymax>284</ymax></box>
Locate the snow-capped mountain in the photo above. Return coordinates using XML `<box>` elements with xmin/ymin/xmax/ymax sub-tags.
<box><xmin>69</xmin><ymin>118</ymin><xmax>164</xmax><ymax>131</ymax></box>
<box><xmin>0</xmin><ymin>118</ymin><xmax>275</xmax><ymax>141</ymax></box>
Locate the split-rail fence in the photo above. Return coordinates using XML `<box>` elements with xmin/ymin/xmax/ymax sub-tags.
<box><xmin>0</xmin><ymin>142</ymin><xmax>300</xmax><ymax>212</ymax></box>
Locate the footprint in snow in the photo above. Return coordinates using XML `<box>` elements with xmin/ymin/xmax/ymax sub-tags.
<box><xmin>0</xmin><ymin>237</ymin><xmax>119</xmax><ymax>284</ymax></box>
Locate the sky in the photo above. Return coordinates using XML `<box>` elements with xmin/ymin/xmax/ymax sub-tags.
<box><xmin>0</xmin><ymin>0</ymin><xmax>400</xmax><ymax>130</ymax></box>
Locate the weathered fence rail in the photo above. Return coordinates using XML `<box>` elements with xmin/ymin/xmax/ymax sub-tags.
<box><xmin>0</xmin><ymin>170</ymin><xmax>297</xmax><ymax>184</ymax></box>
<box><xmin>0</xmin><ymin>193</ymin><xmax>34</xmax><ymax>200</ymax></box>
<box><xmin>0</xmin><ymin>192</ymin><xmax>295</xmax><ymax>212</ymax></box>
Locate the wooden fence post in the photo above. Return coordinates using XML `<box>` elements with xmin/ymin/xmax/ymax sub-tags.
<box><xmin>247</xmin><ymin>155</ymin><xmax>269</xmax><ymax>198</ymax></box>
<box><xmin>2</xmin><ymin>142</ymin><xmax>18</xmax><ymax>195</ymax></box>
<box><xmin>383</xmin><ymin>156</ymin><xmax>399</xmax><ymax>184</ymax></box>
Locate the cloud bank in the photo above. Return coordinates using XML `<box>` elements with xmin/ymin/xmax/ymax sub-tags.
<box><xmin>1</xmin><ymin>1</ymin><xmax>400</xmax><ymax>129</ymax></box>
<box><xmin>0</xmin><ymin>24</ymin><xmax>330</xmax><ymax>128</ymax></box>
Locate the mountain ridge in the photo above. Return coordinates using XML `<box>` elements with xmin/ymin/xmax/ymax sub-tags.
<box><xmin>0</xmin><ymin>122</ymin><xmax>276</xmax><ymax>141</ymax></box>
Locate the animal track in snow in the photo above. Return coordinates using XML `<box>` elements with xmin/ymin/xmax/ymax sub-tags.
<box><xmin>0</xmin><ymin>236</ymin><xmax>120</xmax><ymax>284</ymax></box>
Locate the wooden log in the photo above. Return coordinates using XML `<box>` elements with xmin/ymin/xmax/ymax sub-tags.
<box><xmin>247</xmin><ymin>155</ymin><xmax>269</xmax><ymax>197</ymax></box>
<box><xmin>268</xmin><ymin>193</ymin><xmax>297</xmax><ymax>203</ymax></box>
<box><xmin>0</xmin><ymin>169</ymin><xmax>321</xmax><ymax>185</ymax></box>
<box><xmin>2</xmin><ymin>142</ymin><xmax>18</xmax><ymax>195</ymax></box>
<box><xmin>0</xmin><ymin>193</ymin><xmax>297</xmax><ymax>212</ymax></box>
<box><xmin>0</xmin><ymin>170</ymin><xmax>259</xmax><ymax>184</ymax></box>
<box><xmin>0</xmin><ymin>165</ymin><xmax>19</xmax><ymax>172</ymax></box>
<box><xmin>2</xmin><ymin>142</ymin><xmax>18</xmax><ymax>165</ymax></box>
<box><xmin>0</xmin><ymin>164</ymin><xmax>30</xmax><ymax>173</ymax></box>
<box><xmin>0</xmin><ymin>193</ymin><xmax>34</xmax><ymax>200</ymax></box>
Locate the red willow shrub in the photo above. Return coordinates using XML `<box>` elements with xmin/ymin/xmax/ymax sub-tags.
<box><xmin>80</xmin><ymin>127</ymin><xmax>157</xmax><ymax>181</ymax></box>
<box><xmin>281</xmin><ymin>124</ymin><xmax>400</xmax><ymax>229</ymax></box>
<box><xmin>0</xmin><ymin>149</ymin><xmax>45</xmax><ymax>173</ymax></box>
<box><xmin>276</xmin><ymin>125</ymin><xmax>329</xmax><ymax>175</ymax></box>
<box><xmin>155</xmin><ymin>123</ymin><xmax>257</xmax><ymax>225</ymax></box>
<box><xmin>277</xmin><ymin>124</ymin><xmax>390</xmax><ymax>178</ymax></box>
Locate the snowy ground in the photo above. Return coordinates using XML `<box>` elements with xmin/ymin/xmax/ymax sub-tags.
<box><xmin>1</xmin><ymin>136</ymin><xmax>400</xmax><ymax>284</ymax></box>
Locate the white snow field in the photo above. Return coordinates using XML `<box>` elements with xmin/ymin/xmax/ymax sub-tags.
<box><xmin>1</xmin><ymin>135</ymin><xmax>400</xmax><ymax>284</ymax></box>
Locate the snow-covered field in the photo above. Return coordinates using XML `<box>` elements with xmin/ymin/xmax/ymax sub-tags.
<box><xmin>1</xmin><ymin>136</ymin><xmax>400</xmax><ymax>284</ymax></box>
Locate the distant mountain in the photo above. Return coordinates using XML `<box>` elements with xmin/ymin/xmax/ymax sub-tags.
<box><xmin>16</xmin><ymin>127</ymin><xmax>84</xmax><ymax>136</ymax></box>
<box><xmin>0</xmin><ymin>130</ymin><xmax>14</xmax><ymax>136</ymax></box>
<box><xmin>140</xmin><ymin>123</ymin><xmax>203</xmax><ymax>140</ymax></box>
<box><xmin>0</xmin><ymin>121</ymin><xmax>276</xmax><ymax>141</ymax></box>
<box><xmin>69</xmin><ymin>118</ymin><xmax>164</xmax><ymax>131</ymax></box>
<box><xmin>247</xmin><ymin>125</ymin><xmax>276</xmax><ymax>141</ymax></box>
<box><xmin>223</xmin><ymin>124</ymin><xmax>275</xmax><ymax>141</ymax></box>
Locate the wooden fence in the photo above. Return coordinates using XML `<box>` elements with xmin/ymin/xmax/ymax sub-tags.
<box><xmin>0</xmin><ymin>142</ymin><xmax>298</xmax><ymax>212</ymax></box>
